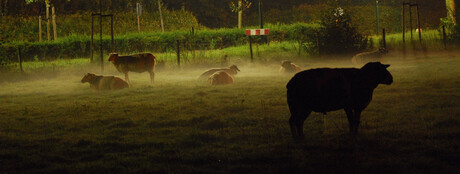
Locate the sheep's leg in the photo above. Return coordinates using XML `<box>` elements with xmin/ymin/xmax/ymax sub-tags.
<box><xmin>287</xmin><ymin>91</ymin><xmax>299</xmax><ymax>138</ymax></box>
<box><xmin>149</xmin><ymin>70</ymin><xmax>155</xmax><ymax>84</ymax></box>
<box><xmin>287</xmin><ymin>91</ymin><xmax>312</xmax><ymax>139</ymax></box>
<box><xmin>124</xmin><ymin>72</ymin><xmax>130</xmax><ymax>83</ymax></box>
<box><xmin>353</xmin><ymin>109</ymin><xmax>362</xmax><ymax>134</ymax></box>
<box><xmin>296</xmin><ymin>110</ymin><xmax>311</xmax><ymax>137</ymax></box>
<box><xmin>289</xmin><ymin>116</ymin><xmax>298</xmax><ymax>138</ymax></box>
<box><xmin>345</xmin><ymin>108</ymin><xmax>356</xmax><ymax>134</ymax></box>
<box><xmin>288</xmin><ymin>107</ymin><xmax>311</xmax><ymax>139</ymax></box>
<box><xmin>346</xmin><ymin>108</ymin><xmax>362</xmax><ymax>135</ymax></box>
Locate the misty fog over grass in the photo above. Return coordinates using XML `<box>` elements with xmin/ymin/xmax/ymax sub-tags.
<box><xmin>1</xmin><ymin>49</ymin><xmax>459</xmax><ymax>173</ymax></box>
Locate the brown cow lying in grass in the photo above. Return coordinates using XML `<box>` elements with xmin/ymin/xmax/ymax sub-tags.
<box><xmin>208</xmin><ymin>71</ymin><xmax>234</xmax><ymax>85</ymax></box>
<box><xmin>286</xmin><ymin>62</ymin><xmax>393</xmax><ymax>139</ymax></box>
<box><xmin>279</xmin><ymin>60</ymin><xmax>302</xmax><ymax>73</ymax></box>
<box><xmin>199</xmin><ymin>65</ymin><xmax>240</xmax><ymax>79</ymax></box>
<box><xmin>81</xmin><ymin>73</ymin><xmax>129</xmax><ymax>90</ymax></box>
<box><xmin>352</xmin><ymin>48</ymin><xmax>388</xmax><ymax>65</ymax></box>
<box><xmin>108</xmin><ymin>53</ymin><xmax>156</xmax><ymax>83</ymax></box>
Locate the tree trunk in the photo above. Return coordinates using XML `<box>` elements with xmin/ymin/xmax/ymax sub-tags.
<box><xmin>447</xmin><ymin>0</ymin><xmax>459</xmax><ymax>24</ymax></box>
<box><xmin>46</xmin><ymin>0</ymin><xmax>50</xmax><ymax>41</ymax></box>
<box><xmin>158</xmin><ymin>0</ymin><xmax>164</xmax><ymax>32</ymax></box>
<box><xmin>238</xmin><ymin>0</ymin><xmax>242</xmax><ymax>29</ymax></box>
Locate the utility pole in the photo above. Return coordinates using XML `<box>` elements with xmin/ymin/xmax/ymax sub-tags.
<box><xmin>39</xmin><ymin>16</ymin><xmax>42</xmax><ymax>42</ymax></box>
<box><xmin>409</xmin><ymin>2</ymin><xmax>413</xmax><ymax>41</ymax></box>
<box><xmin>259</xmin><ymin>0</ymin><xmax>263</xmax><ymax>29</ymax></box>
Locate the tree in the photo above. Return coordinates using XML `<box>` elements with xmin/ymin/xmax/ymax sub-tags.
<box><xmin>230</xmin><ymin>0</ymin><xmax>251</xmax><ymax>29</ymax></box>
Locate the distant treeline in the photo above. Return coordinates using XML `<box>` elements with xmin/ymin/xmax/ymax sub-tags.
<box><xmin>0</xmin><ymin>0</ymin><xmax>446</xmax><ymax>29</ymax></box>
<box><xmin>1</xmin><ymin>10</ymin><xmax>201</xmax><ymax>43</ymax></box>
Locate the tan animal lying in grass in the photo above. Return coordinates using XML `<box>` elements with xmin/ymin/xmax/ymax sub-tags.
<box><xmin>108</xmin><ymin>53</ymin><xmax>156</xmax><ymax>83</ymax></box>
<box><xmin>351</xmin><ymin>48</ymin><xmax>388</xmax><ymax>65</ymax></box>
<box><xmin>199</xmin><ymin>65</ymin><xmax>240</xmax><ymax>79</ymax></box>
<box><xmin>81</xmin><ymin>73</ymin><xmax>129</xmax><ymax>90</ymax></box>
<box><xmin>280</xmin><ymin>60</ymin><xmax>302</xmax><ymax>73</ymax></box>
<box><xmin>208</xmin><ymin>71</ymin><xmax>234</xmax><ymax>85</ymax></box>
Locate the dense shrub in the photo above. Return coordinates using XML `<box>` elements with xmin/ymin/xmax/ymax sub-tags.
<box><xmin>441</xmin><ymin>16</ymin><xmax>460</xmax><ymax>44</ymax></box>
<box><xmin>317</xmin><ymin>4</ymin><xmax>367</xmax><ymax>56</ymax></box>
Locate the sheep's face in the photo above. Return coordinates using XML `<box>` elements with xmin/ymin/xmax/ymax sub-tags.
<box><xmin>81</xmin><ymin>73</ymin><xmax>96</xmax><ymax>83</ymax></box>
<box><xmin>281</xmin><ymin>61</ymin><xmax>292</xmax><ymax>68</ymax></box>
<box><xmin>230</xmin><ymin>65</ymin><xmax>240</xmax><ymax>72</ymax></box>
<box><xmin>108</xmin><ymin>53</ymin><xmax>119</xmax><ymax>62</ymax></box>
<box><xmin>380</xmin><ymin>64</ymin><xmax>393</xmax><ymax>85</ymax></box>
<box><xmin>362</xmin><ymin>62</ymin><xmax>393</xmax><ymax>85</ymax></box>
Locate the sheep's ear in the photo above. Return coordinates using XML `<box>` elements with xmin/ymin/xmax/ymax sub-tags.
<box><xmin>383</xmin><ymin>64</ymin><xmax>390</xmax><ymax>68</ymax></box>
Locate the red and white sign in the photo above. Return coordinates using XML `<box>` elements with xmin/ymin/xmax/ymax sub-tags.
<box><xmin>245</xmin><ymin>29</ymin><xmax>270</xmax><ymax>36</ymax></box>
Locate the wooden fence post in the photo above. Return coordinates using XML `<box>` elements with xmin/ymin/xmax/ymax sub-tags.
<box><xmin>316</xmin><ymin>31</ymin><xmax>320</xmax><ymax>57</ymax></box>
<box><xmin>176</xmin><ymin>40</ymin><xmax>181</xmax><ymax>67</ymax></box>
<box><xmin>39</xmin><ymin>16</ymin><xmax>42</xmax><ymax>42</ymax></box>
<box><xmin>402</xmin><ymin>3</ymin><xmax>405</xmax><ymax>45</ymax></box>
<box><xmin>249</xmin><ymin>36</ymin><xmax>253</xmax><ymax>62</ymax></box>
<box><xmin>17</xmin><ymin>47</ymin><xmax>24</xmax><ymax>74</ymax></box>
<box><xmin>416</xmin><ymin>4</ymin><xmax>422</xmax><ymax>44</ymax></box>
<box><xmin>110</xmin><ymin>15</ymin><xmax>114</xmax><ymax>52</ymax></box>
<box><xmin>402</xmin><ymin>3</ymin><xmax>406</xmax><ymax>58</ymax></box>
<box><xmin>442</xmin><ymin>25</ymin><xmax>447</xmax><ymax>50</ymax></box>
<box><xmin>382</xmin><ymin>28</ymin><xmax>386</xmax><ymax>49</ymax></box>
<box><xmin>90</xmin><ymin>15</ymin><xmax>94</xmax><ymax>62</ymax></box>
<box><xmin>409</xmin><ymin>4</ymin><xmax>413</xmax><ymax>42</ymax></box>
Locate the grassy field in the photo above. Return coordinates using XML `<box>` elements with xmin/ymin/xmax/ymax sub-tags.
<box><xmin>0</xmin><ymin>50</ymin><xmax>460</xmax><ymax>173</ymax></box>
<box><xmin>369</xmin><ymin>29</ymin><xmax>455</xmax><ymax>52</ymax></box>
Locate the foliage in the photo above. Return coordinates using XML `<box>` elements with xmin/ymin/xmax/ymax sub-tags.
<box><xmin>0</xmin><ymin>9</ymin><xmax>201</xmax><ymax>43</ymax></box>
<box><xmin>317</xmin><ymin>3</ymin><xmax>368</xmax><ymax>56</ymax></box>
<box><xmin>347</xmin><ymin>5</ymin><xmax>401</xmax><ymax>35</ymax></box>
<box><xmin>440</xmin><ymin>15</ymin><xmax>460</xmax><ymax>44</ymax></box>
<box><xmin>1</xmin><ymin>0</ymin><xmax>447</xmax><ymax>30</ymax></box>
<box><xmin>229</xmin><ymin>0</ymin><xmax>252</xmax><ymax>13</ymax></box>
<box><xmin>0</xmin><ymin>23</ymin><xmax>320</xmax><ymax>62</ymax></box>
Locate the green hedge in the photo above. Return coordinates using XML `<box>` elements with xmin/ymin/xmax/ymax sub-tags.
<box><xmin>0</xmin><ymin>23</ymin><xmax>320</xmax><ymax>62</ymax></box>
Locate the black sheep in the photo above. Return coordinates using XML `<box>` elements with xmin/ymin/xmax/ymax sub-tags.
<box><xmin>286</xmin><ymin>62</ymin><xmax>393</xmax><ymax>139</ymax></box>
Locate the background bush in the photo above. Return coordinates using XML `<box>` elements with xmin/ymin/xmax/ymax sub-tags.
<box><xmin>317</xmin><ymin>4</ymin><xmax>367</xmax><ymax>56</ymax></box>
